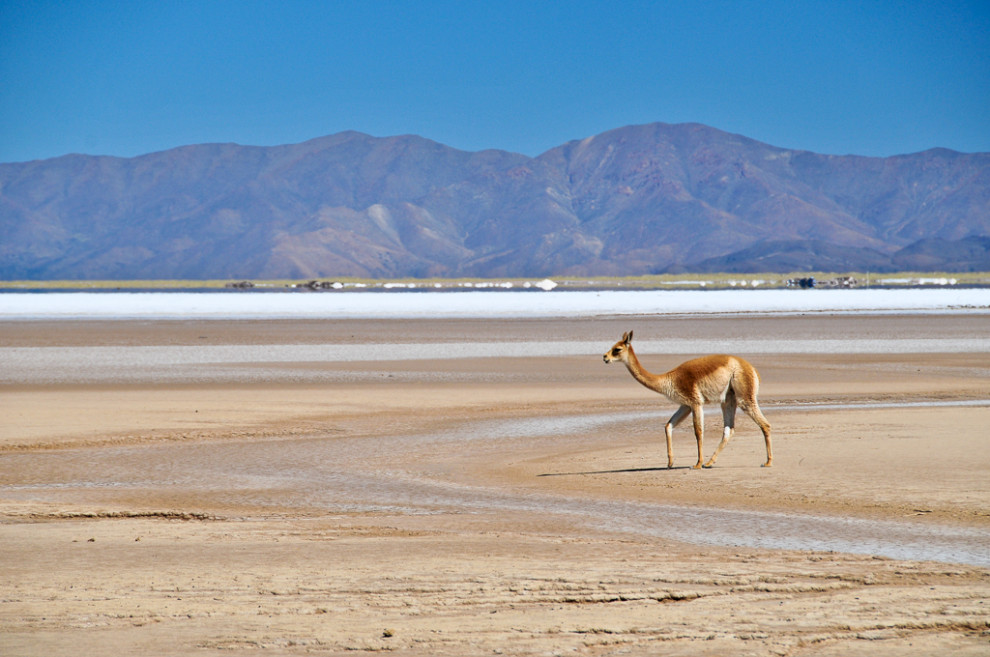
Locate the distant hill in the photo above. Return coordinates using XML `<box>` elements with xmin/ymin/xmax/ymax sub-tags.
<box><xmin>2</xmin><ymin>123</ymin><xmax>988</xmax><ymax>279</ymax></box>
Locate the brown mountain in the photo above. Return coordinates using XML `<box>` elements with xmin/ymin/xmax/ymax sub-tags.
<box><xmin>2</xmin><ymin>123</ymin><xmax>988</xmax><ymax>279</ymax></box>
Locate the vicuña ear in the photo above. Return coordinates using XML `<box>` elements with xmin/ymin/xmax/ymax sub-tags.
<box><xmin>623</xmin><ymin>330</ymin><xmax>633</xmax><ymax>344</ymax></box>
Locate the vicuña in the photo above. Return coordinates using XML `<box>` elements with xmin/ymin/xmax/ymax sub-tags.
<box><xmin>603</xmin><ymin>331</ymin><xmax>772</xmax><ymax>469</ymax></box>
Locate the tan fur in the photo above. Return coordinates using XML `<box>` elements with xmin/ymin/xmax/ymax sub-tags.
<box><xmin>603</xmin><ymin>330</ymin><xmax>772</xmax><ymax>469</ymax></box>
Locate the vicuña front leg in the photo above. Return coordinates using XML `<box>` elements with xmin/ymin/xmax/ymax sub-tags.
<box><xmin>691</xmin><ymin>404</ymin><xmax>705</xmax><ymax>469</ymax></box>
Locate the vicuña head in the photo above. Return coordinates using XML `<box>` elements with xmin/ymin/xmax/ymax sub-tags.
<box><xmin>603</xmin><ymin>331</ymin><xmax>633</xmax><ymax>364</ymax></box>
<box><xmin>603</xmin><ymin>330</ymin><xmax>772</xmax><ymax>469</ymax></box>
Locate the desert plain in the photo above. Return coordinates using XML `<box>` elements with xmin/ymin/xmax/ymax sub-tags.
<box><xmin>1</xmin><ymin>311</ymin><xmax>988</xmax><ymax>656</ymax></box>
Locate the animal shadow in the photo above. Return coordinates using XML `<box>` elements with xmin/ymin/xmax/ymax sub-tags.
<box><xmin>537</xmin><ymin>466</ymin><xmax>691</xmax><ymax>477</ymax></box>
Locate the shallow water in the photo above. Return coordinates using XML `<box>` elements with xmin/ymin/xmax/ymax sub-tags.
<box><xmin>4</xmin><ymin>405</ymin><xmax>989</xmax><ymax>567</ymax></box>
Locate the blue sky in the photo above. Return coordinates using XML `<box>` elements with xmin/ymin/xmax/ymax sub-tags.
<box><xmin>2</xmin><ymin>0</ymin><xmax>988</xmax><ymax>163</ymax></box>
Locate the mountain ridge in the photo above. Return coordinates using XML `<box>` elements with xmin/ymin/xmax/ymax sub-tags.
<box><xmin>2</xmin><ymin>122</ymin><xmax>988</xmax><ymax>279</ymax></box>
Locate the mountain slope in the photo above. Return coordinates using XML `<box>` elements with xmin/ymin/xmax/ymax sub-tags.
<box><xmin>2</xmin><ymin>123</ymin><xmax>988</xmax><ymax>278</ymax></box>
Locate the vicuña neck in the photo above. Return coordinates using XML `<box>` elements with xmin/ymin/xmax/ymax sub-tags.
<box><xmin>624</xmin><ymin>347</ymin><xmax>667</xmax><ymax>393</ymax></box>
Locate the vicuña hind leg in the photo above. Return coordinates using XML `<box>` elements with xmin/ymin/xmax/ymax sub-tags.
<box><xmin>741</xmin><ymin>400</ymin><xmax>773</xmax><ymax>467</ymax></box>
<box><xmin>704</xmin><ymin>389</ymin><xmax>737</xmax><ymax>468</ymax></box>
<box><xmin>664</xmin><ymin>405</ymin><xmax>691</xmax><ymax>468</ymax></box>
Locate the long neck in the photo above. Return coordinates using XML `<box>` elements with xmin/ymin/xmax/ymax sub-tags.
<box><xmin>623</xmin><ymin>346</ymin><xmax>668</xmax><ymax>394</ymax></box>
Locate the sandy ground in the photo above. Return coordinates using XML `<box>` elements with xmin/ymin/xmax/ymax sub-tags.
<box><xmin>1</xmin><ymin>313</ymin><xmax>989</xmax><ymax>656</ymax></box>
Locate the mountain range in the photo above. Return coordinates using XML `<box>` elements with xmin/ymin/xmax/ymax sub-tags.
<box><xmin>2</xmin><ymin>122</ymin><xmax>989</xmax><ymax>279</ymax></box>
